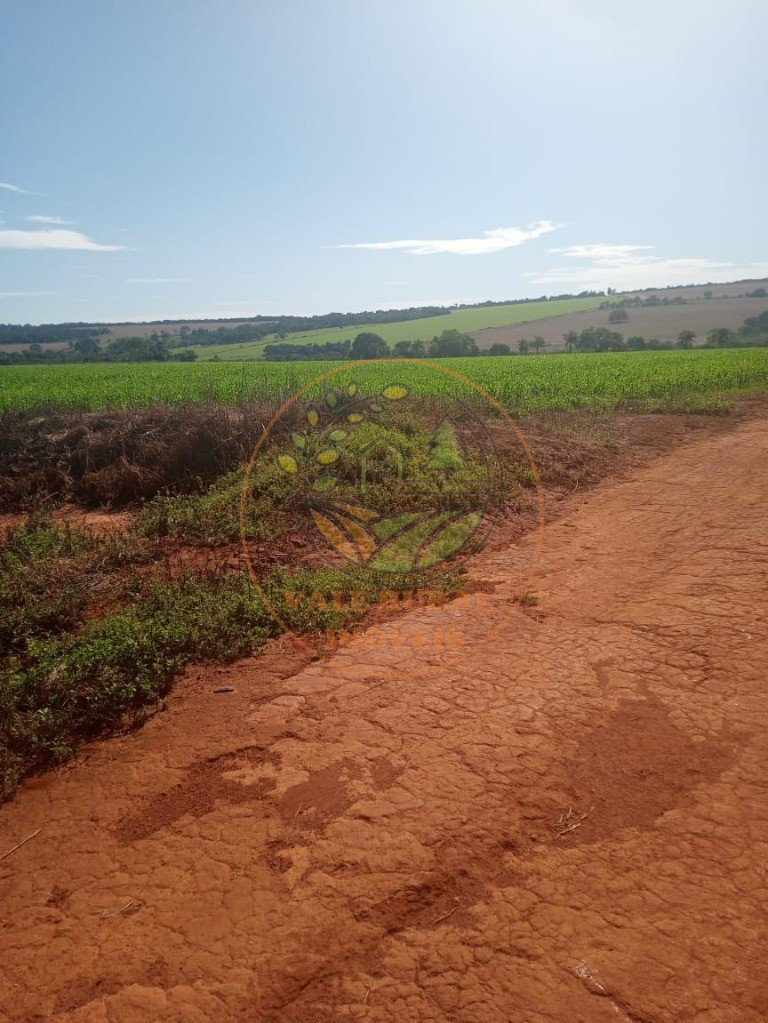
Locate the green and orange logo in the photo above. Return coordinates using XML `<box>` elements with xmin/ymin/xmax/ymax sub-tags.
<box><xmin>272</xmin><ymin>380</ymin><xmax>501</xmax><ymax>578</ymax></box>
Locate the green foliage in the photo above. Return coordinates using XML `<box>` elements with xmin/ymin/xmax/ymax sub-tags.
<box><xmin>428</xmin><ymin>329</ymin><xmax>478</xmax><ymax>358</ymax></box>
<box><xmin>708</xmin><ymin>327</ymin><xmax>736</xmax><ymax>347</ymax></box>
<box><xmin>742</xmin><ymin>310</ymin><xmax>768</xmax><ymax>335</ymax></box>
<box><xmin>570</xmin><ymin>327</ymin><xmax>626</xmax><ymax>353</ymax></box>
<box><xmin>138</xmin><ymin>461</ymin><xmax>292</xmax><ymax>544</ymax></box>
<box><xmin>0</xmin><ymin>516</ymin><xmax>95</xmax><ymax>654</ymax></box>
<box><xmin>393</xmin><ymin>339</ymin><xmax>427</xmax><ymax>358</ymax></box>
<box><xmin>0</xmin><ymin>574</ymin><xmax>273</xmax><ymax>795</ymax></box>
<box><xmin>1</xmin><ymin>350</ymin><xmax>767</xmax><ymax>414</ymax></box>
<box><xmin>350</xmin><ymin>332</ymin><xmax>389</xmax><ymax>359</ymax></box>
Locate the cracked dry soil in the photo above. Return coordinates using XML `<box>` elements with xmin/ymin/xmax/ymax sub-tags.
<box><xmin>1</xmin><ymin>416</ymin><xmax>767</xmax><ymax>1022</ymax></box>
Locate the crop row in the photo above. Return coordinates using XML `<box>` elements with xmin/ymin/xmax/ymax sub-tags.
<box><xmin>1</xmin><ymin>349</ymin><xmax>767</xmax><ymax>414</ymax></box>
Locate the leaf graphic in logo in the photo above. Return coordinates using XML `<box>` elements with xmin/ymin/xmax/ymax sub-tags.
<box><xmin>307</xmin><ymin>408</ymin><xmax>319</xmax><ymax>427</ymax></box>
<box><xmin>383</xmin><ymin>385</ymin><xmax>408</xmax><ymax>401</ymax></box>
<box><xmin>417</xmin><ymin>511</ymin><xmax>481</xmax><ymax>569</ymax></box>
<box><xmin>310</xmin><ymin>509</ymin><xmax>359</xmax><ymax>561</ymax></box>
<box><xmin>347</xmin><ymin>413</ymin><xmax>364</xmax><ymax>424</ymax></box>
<box><xmin>310</xmin><ymin>506</ymin><xmax>377</xmax><ymax>562</ymax></box>
<box><xmin>313</xmin><ymin>476</ymin><xmax>337</xmax><ymax>492</ymax></box>
<box><xmin>372</xmin><ymin>512</ymin><xmax>420</xmax><ymax>541</ymax></box>
<box><xmin>292</xmin><ymin>433</ymin><xmax>306</xmax><ymax>449</ymax></box>
<box><xmin>347</xmin><ymin>384</ymin><xmax>358</xmax><ymax>397</ymax></box>
<box><xmin>333</xmin><ymin>501</ymin><xmax>379</xmax><ymax>522</ymax></box>
<box><xmin>329</xmin><ymin>429</ymin><xmax>347</xmax><ymax>441</ymax></box>
<box><xmin>370</xmin><ymin>512</ymin><xmax>452</xmax><ymax>572</ymax></box>
<box><xmin>316</xmin><ymin>449</ymin><xmax>339</xmax><ymax>465</ymax></box>
<box><xmin>278</xmin><ymin>455</ymin><xmax>298</xmax><ymax>474</ymax></box>
<box><xmin>327</xmin><ymin>510</ymin><xmax>377</xmax><ymax>561</ymax></box>
<box><xmin>326</xmin><ymin>391</ymin><xmax>338</xmax><ymax>408</ymax></box>
<box><xmin>370</xmin><ymin>510</ymin><xmax>481</xmax><ymax>572</ymax></box>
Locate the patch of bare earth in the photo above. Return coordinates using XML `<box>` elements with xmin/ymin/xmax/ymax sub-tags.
<box><xmin>1</xmin><ymin>409</ymin><xmax>767</xmax><ymax>1021</ymax></box>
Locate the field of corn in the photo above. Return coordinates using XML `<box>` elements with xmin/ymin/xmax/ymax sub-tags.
<box><xmin>1</xmin><ymin>349</ymin><xmax>767</xmax><ymax>414</ymax></box>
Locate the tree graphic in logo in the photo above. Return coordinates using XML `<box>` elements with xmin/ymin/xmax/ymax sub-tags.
<box><xmin>275</xmin><ymin>382</ymin><xmax>501</xmax><ymax>576</ymax></box>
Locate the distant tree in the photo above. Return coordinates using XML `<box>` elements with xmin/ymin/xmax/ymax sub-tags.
<box><xmin>626</xmin><ymin>335</ymin><xmax>646</xmax><ymax>351</ymax></box>
<box><xmin>106</xmin><ymin>336</ymin><xmax>151</xmax><ymax>361</ymax></box>
<box><xmin>563</xmin><ymin>330</ymin><xmax>578</xmax><ymax>354</ymax></box>
<box><xmin>428</xmin><ymin>329</ymin><xmax>478</xmax><ymax>358</ymax></box>
<box><xmin>574</xmin><ymin>327</ymin><xmax>626</xmax><ymax>353</ymax></box>
<box><xmin>530</xmin><ymin>336</ymin><xmax>546</xmax><ymax>354</ymax></box>
<box><xmin>393</xmin><ymin>339</ymin><xmax>426</xmax><ymax>358</ymax></box>
<box><xmin>703</xmin><ymin>290</ymin><xmax>713</xmax><ymax>299</ymax></box>
<box><xmin>707</xmin><ymin>327</ymin><xmax>735</xmax><ymax>347</ymax></box>
<box><xmin>608</xmin><ymin>308</ymin><xmax>629</xmax><ymax>323</ymax></box>
<box><xmin>746</xmin><ymin>287</ymin><xmax>767</xmax><ymax>298</ymax></box>
<box><xmin>677</xmin><ymin>330</ymin><xmax>696</xmax><ymax>349</ymax></box>
<box><xmin>350</xmin><ymin>331</ymin><xmax>389</xmax><ymax>359</ymax></box>
<box><xmin>742</xmin><ymin>310</ymin><xmax>768</xmax><ymax>335</ymax></box>
<box><xmin>488</xmin><ymin>342</ymin><xmax>511</xmax><ymax>356</ymax></box>
<box><xmin>73</xmin><ymin>336</ymin><xmax>100</xmax><ymax>357</ymax></box>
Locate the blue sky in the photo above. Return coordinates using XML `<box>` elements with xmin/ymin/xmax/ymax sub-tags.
<box><xmin>1</xmin><ymin>0</ymin><xmax>766</xmax><ymax>324</ymax></box>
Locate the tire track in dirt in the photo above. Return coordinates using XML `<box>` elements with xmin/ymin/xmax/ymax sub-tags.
<box><xmin>1</xmin><ymin>416</ymin><xmax>767</xmax><ymax>1022</ymax></box>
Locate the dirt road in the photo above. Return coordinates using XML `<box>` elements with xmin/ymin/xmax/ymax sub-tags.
<box><xmin>2</xmin><ymin>417</ymin><xmax>767</xmax><ymax>1023</ymax></box>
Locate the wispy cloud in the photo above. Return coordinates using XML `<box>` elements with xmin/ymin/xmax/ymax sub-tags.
<box><xmin>0</xmin><ymin>229</ymin><xmax>124</xmax><ymax>251</ymax></box>
<box><xmin>338</xmin><ymin>221</ymin><xmax>562</xmax><ymax>256</ymax></box>
<box><xmin>0</xmin><ymin>290</ymin><xmax>56</xmax><ymax>298</ymax></box>
<box><xmin>26</xmin><ymin>214</ymin><xmax>73</xmax><ymax>225</ymax></box>
<box><xmin>528</xmin><ymin>243</ymin><xmax>768</xmax><ymax>289</ymax></box>
<box><xmin>124</xmin><ymin>277</ymin><xmax>190</xmax><ymax>284</ymax></box>
<box><xmin>0</xmin><ymin>182</ymin><xmax>30</xmax><ymax>194</ymax></box>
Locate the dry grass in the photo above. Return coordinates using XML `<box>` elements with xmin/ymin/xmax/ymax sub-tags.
<box><xmin>0</xmin><ymin>402</ymin><xmax>283</xmax><ymax>510</ymax></box>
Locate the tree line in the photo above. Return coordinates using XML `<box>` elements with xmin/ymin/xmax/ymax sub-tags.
<box><xmin>262</xmin><ymin>329</ymin><xmax>483</xmax><ymax>361</ymax></box>
<box><xmin>0</xmin><ymin>335</ymin><xmax>197</xmax><ymax>365</ymax></box>
<box><xmin>563</xmin><ymin>309</ymin><xmax>768</xmax><ymax>353</ymax></box>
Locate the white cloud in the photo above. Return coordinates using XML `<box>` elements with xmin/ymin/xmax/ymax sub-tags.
<box><xmin>124</xmin><ymin>277</ymin><xmax>190</xmax><ymax>284</ymax></box>
<box><xmin>0</xmin><ymin>182</ymin><xmax>30</xmax><ymax>194</ymax></box>
<box><xmin>0</xmin><ymin>290</ymin><xmax>56</xmax><ymax>298</ymax></box>
<box><xmin>548</xmin><ymin>244</ymin><xmax>655</xmax><ymax>260</ymax></box>
<box><xmin>528</xmin><ymin>243</ymin><xmax>768</xmax><ymax>289</ymax></box>
<box><xmin>26</xmin><ymin>215</ymin><xmax>73</xmax><ymax>225</ymax></box>
<box><xmin>338</xmin><ymin>220</ymin><xmax>562</xmax><ymax>256</ymax></box>
<box><xmin>0</xmin><ymin>229</ymin><xmax>124</xmax><ymax>251</ymax></box>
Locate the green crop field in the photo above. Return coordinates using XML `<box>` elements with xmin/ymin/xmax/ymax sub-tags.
<box><xmin>2</xmin><ymin>349</ymin><xmax>767</xmax><ymax>415</ymax></box>
<box><xmin>189</xmin><ymin>296</ymin><xmax>608</xmax><ymax>360</ymax></box>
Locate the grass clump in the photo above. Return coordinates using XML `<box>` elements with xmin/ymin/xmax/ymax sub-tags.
<box><xmin>137</xmin><ymin>461</ymin><xmax>293</xmax><ymax>545</ymax></box>
<box><xmin>0</xmin><ymin>515</ymin><xmax>96</xmax><ymax>653</ymax></box>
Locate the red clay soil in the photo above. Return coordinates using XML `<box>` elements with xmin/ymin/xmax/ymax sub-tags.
<box><xmin>2</xmin><ymin>417</ymin><xmax>768</xmax><ymax>1022</ymax></box>
<box><xmin>0</xmin><ymin>507</ymin><xmax>134</xmax><ymax>537</ymax></box>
